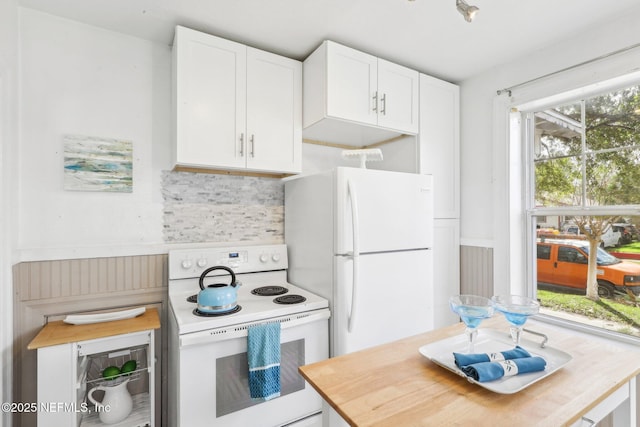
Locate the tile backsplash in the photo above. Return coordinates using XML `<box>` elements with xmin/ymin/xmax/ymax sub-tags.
<box><xmin>161</xmin><ymin>171</ymin><xmax>284</xmax><ymax>243</ymax></box>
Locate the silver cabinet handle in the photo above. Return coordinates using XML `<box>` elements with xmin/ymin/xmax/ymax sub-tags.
<box><xmin>381</xmin><ymin>93</ymin><xmax>387</xmax><ymax>115</ymax></box>
<box><xmin>250</xmin><ymin>134</ymin><xmax>255</xmax><ymax>157</ymax></box>
<box><xmin>239</xmin><ymin>133</ymin><xmax>245</xmax><ymax>156</ymax></box>
<box><xmin>372</xmin><ymin>92</ymin><xmax>378</xmax><ymax>112</ymax></box>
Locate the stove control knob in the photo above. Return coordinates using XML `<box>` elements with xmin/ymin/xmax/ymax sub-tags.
<box><xmin>259</xmin><ymin>254</ymin><xmax>269</xmax><ymax>263</ymax></box>
<box><xmin>181</xmin><ymin>259</ymin><xmax>193</xmax><ymax>269</ymax></box>
<box><xmin>272</xmin><ymin>253</ymin><xmax>281</xmax><ymax>262</ymax></box>
<box><xmin>197</xmin><ymin>258</ymin><xmax>207</xmax><ymax>268</ymax></box>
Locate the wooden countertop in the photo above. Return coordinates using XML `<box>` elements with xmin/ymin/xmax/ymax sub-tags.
<box><xmin>27</xmin><ymin>307</ymin><xmax>160</xmax><ymax>349</ymax></box>
<box><xmin>299</xmin><ymin>316</ymin><xmax>640</xmax><ymax>426</ymax></box>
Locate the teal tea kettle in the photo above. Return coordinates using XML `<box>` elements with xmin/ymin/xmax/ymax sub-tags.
<box><xmin>197</xmin><ymin>266</ymin><xmax>240</xmax><ymax>314</ymax></box>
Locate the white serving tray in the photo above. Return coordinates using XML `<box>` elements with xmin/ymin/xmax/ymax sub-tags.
<box><xmin>64</xmin><ymin>307</ymin><xmax>146</xmax><ymax>325</ymax></box>
<box><xmin>419</xmin><ymin>328</ymin><xmax>572</xmax><ymax>394</ymax></box>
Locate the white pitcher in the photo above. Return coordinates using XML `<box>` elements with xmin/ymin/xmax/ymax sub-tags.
<box><xmin>87</xmin><ymin>378</ymin><xmax>133</xmax><ymax>424</ymax></box>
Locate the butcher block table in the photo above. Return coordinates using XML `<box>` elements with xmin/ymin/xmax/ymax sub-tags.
<box><xmin>299</xmin><ymin>316</ymin><xmax>640</xmax><ymax>426</ymax></box>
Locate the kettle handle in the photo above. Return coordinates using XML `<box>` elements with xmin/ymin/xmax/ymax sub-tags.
<box><xmin>199</xmin><ymin>266</ymin><xmax>236</xmax><ymax>290</ymax></box>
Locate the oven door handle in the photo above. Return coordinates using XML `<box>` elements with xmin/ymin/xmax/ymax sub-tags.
<box><xmin>179</xmin><ymin>309</ymin><xmax>331</xmax><ymax>348</ymax></box>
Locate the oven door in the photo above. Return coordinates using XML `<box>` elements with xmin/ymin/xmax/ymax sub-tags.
<box><xmin>171</xmin><ymin>309</ymin><xmax>330</xmax><ymax>427</ymax></box>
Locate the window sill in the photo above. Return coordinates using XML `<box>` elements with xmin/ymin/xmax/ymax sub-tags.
<box><xmin>533</xmin><ymin>313</ymin><xmax>640</xmax><ymax>349</ymax></box>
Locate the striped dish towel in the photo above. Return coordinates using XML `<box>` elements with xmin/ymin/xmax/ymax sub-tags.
<box><xmin>247</xmin><ymin>322</ymin><xmax>281</xmax><ymax>400</ymax></box>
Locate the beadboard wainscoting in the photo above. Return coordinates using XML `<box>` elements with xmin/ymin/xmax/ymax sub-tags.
<box><xmin>162</xmin><ymin>171</ymin><xmax>284</xmax><ymax>244</ymax></box>
<box><xmin>460</xmin><ymin>245</ymin><xmax>494</xmax><ymax>297</ymax></box>
<box><xmin>12</xmin><ymin>254</ymin><xmax>167</xmax><ymax>427</ymax></box>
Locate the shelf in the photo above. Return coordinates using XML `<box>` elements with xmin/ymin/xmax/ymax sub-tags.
<box><xmin>84</xmin><ymin>345</ymin><xmax>148</xmax><ymax>387</ymax></box>
<box><xmin>81</xmin><ymin>392</ymin><xmax>150</xmax><ymax>427</ymax></box>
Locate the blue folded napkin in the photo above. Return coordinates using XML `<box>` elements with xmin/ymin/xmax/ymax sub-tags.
<box><xmin>460</xmin><ymin>357</ymin><xmax>547</xmax><ymax>382</ymax></box>
<box><xmin>247</xmin><ymin>323</ymin><xmax>281</xmax><ymax>400</ymax></box>
<box><xmin>453</xmin><ymin>346</ymin><xmax>531</xmax><ymax>368</ymax></box>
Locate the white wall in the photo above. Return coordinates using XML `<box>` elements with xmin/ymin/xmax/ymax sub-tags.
<box><xmin>300</xmin><ymin>143</ymin><xmax>344</xmax><ymax>175</ymax></box>
<box><xmin>1</xmin><ymin>0</ymin><xmax>19</xmax><ymax>418</ymax></box>
<box><xmin>18</xmin><ymin>8</ymin><xmax>172</xmax><ymax>261</ymax></box>
<box><xmin>459</xmin><ymin>6</ymin><xmax>640</xmax><ymax>294</ymax></box>
<box><xmin>369</xmin><ymin>135</ymin><xmax>417</xmax><ymax>173</ymax></box>
<box><xmin>301</xmin><ymin>136</ymin><xmax>417</xmax><ymax>176</ymax></box>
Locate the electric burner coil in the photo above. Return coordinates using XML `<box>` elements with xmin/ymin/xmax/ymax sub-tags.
<box><xmin>274</xmin><ymin>295</ymin><xmax>306</xmax><ymax>305</ymax></box>
<box><xmin>193</xmin><ymin>306</ymin><xmax>242</xmax><ymax>317</ymax></box>
<box><xmin>251</xmin><ymin>286</ymin><xmax>288</xmax><ymax>296</ymax></box>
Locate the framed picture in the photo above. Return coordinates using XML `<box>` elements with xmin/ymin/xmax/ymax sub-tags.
<box><xmin>63</xmin><ymin>134</ymin><xmax>133</xmax><ymax>193</ymax></box>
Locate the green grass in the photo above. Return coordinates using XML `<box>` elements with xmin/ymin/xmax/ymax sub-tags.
<box><xmin>537</xmin><ymin>290</ymin><xmax>640</xmax><ymax>332</ymax></box>
<box><xmin>615</xmin><ymin>242</ymin><xmax>640</xmax><ymax>253</ymax></box>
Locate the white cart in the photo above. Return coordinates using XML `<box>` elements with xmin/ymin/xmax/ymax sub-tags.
<box><xmin>28</xmin><ymin>308</ymin><xmax>160</xmax><ymax>427</ymax></box>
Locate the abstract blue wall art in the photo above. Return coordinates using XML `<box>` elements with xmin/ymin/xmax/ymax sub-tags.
<box><xmin>64</xmin><ymin>134</ymin><xmax>133</xmax><ymax>193</ymax></box>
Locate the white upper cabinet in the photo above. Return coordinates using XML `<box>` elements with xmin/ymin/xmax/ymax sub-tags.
<box><xmin>246</xmin><ymin>48</ymin><xmax>301</xmax><ymax>173</ymax></box>
<box><xmin>173</xmin><ymin>27</ymin><xmax>246</xmax><ymax>170</ymax></box>
<box><xmin>418</xmin><ymin>73</ymin><xmax>460</xmax><ymax>219</ymax></box>
<box><xmin>325</xmin><ymin>43</ymin><xmax>378</xmax><ymax>127</ymax></box>
<box><xmin>303</xmin><ymin>41</ymin><xmax>419</xmax><ymax>147</ymax></box>
<box><xmin>376</xmin><ymin>58</ymin><xmax>420</xmax><ymax>133</ymax></box>
<box><xmin>172</xmin><ymin>26</ymin><xmax>301</xmax><ymax>175</ymax></box>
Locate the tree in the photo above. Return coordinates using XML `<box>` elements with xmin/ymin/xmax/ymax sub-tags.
<box><xmin>572</xmin><ymin>216</ymin><xmax>618</xmax><ymax>300</ymax></box>
<box><xmin>535</xmin><ymin>85</ymin><xmax>640</xmax><ymax>301</ymax></box>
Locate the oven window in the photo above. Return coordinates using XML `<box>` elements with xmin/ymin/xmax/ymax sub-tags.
<box><xmin>216</xmin><ymin>339</ymin><xmax>306</xmax><ymax>417</ymax></box>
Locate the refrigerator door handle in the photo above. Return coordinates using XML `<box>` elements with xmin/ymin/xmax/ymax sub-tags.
<box><xmin>347</xmin><ymin>179</ymin><xmax>360</xmax><ymax>333</ymax></box>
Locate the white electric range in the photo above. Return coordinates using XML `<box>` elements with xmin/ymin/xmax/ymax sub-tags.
<box><xmin>167</xmin><ymin>244</ymin><xmax>330</xmax><ymax>427</ymax></box>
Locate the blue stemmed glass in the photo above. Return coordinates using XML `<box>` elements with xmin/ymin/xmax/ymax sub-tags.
<box><xmin>491</xmin><ymin>295</ymin><xmax>540</xmax><ymax>346</ymax></box>
<box><xmin>449</xmin><ymin>295</ymin><xmax>495</xmax><ymax>353</ymax></box>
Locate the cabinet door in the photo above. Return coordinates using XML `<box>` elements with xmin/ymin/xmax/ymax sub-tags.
<box><xmin>37</xmin><ymin>344</ymin><xmax>76</xmax><ymax>426</ymax></box>
<box><xmin>433</xmin><ymin>219</ymin><xmax>460</xmax><ymax>328</ymax></box>
<box><xmin>325</xmin><ymin>41</ymin><xmax>378</xmax><ymax>127</ymax></box>
<box><xmin>174</xmin><ymin>27</ymin><xmax>246</xmax><ymax>169</ymax></box>
<box><xmin>418</xmin><ymin>74</ymin><xmax>460</xmax><ymax>218</ymax></box>
<box><xmin>246</xmin><ymin>48</ymin><xmax>302</xmax><ymax>174</ymax></box>
<box><xmin>377</xmin><ymin>59</ymin><xmax>419</xmax><ymax>133</ymax></box>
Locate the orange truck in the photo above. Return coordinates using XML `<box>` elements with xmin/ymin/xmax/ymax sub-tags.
<box><xmin>537</xmin><ymin>238</ymin><xmax>640</xmax><ymax>298</ymax></box>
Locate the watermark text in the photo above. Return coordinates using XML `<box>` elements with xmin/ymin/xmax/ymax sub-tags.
<box><xmin>1</xmin><ymin>402</ymin><xmax>91</xmax><ymax>413</ymax></box>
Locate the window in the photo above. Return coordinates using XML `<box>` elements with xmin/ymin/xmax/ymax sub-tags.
<box><xmin>525</xmin><ymin>81</ymin><xmax>640</xmax><ymax>339</ymax></box>
<box><xmin>537</xmin><ymin>244</ymin><xmax>551</xmax><ymax>260</ymax></box>
<box><xmin>557</xmin><ymin>247</ymin><xmax>580</xmax><ymax>263</ymax></box>
<box><xmin>533</xmin><ymin>87</ymin><xmax>640</xmax><ymax>208</ymax></box>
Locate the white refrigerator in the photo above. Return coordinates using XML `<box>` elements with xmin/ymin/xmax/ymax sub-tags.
<box><xmin>285</xmin><ymin>167</ymin><xmax>434</xmax><ymax>357</ymax></box>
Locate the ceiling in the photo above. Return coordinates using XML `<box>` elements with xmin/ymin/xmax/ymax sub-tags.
<box><xmin>18</xmin><ymin>0</ymin><xmax>640</xmax><ymax>82</ymax></box>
